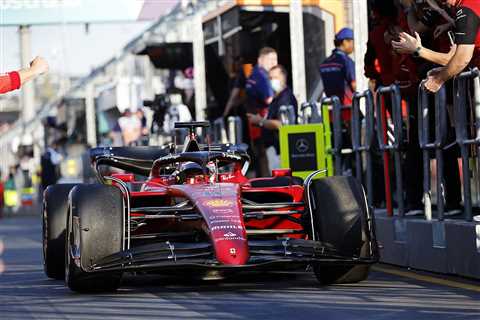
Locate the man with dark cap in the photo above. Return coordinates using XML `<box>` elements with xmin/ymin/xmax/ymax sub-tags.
<box><xmin>319</xmin><ymin>28</ymin><xmax>356</xmax><ymax>175</ymax></box>
<box><xmin>319</xmin><ymin>27</ymin><xmax>356</xmax><ymax>108</ymax></box>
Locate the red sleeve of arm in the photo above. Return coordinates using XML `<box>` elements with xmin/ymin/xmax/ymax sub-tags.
<box><xmin>0</xmin><ymin>71</ymin><xmax>21</xmax><ymax>94</ymax></box>
<box><xmin>8</xmin><ymin>71</ymin><xmax>21</xmax><ymax>90</ymax></box>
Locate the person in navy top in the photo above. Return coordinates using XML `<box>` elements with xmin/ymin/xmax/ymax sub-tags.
<box><xmin>245</xmin><ymin>65</ymin><xmax>274</xmax><ymax>111</ymax></box>
<box><xmin>245</xmin><ymin>48</ymin><xmax>276</xmax><ymax>114</ymax></box>
<box><xmin>245</xmin><ymin>47</ymin><xmax>277</xmax><ymax>177</ymax></box>
<box><xmin>319</xmin><ymin>28</ymin><xmax>356</xmax><ymax>175</ymax></box>
<box><xmin>248</xmin><ymin>64</ymin><xmax>297</xmax><ymax>171</ymax></box>
<box><xmin>319</xmin><ymin>28</ymin><xmax>356</xmax><ymax>107</ymax></box>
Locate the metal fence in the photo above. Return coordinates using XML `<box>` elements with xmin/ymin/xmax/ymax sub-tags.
<box><xmin>322</xmin><ymin>68</ymin><xmax>480</xmax><ymax>223</ymax></box>
<box><xmin>300</xmin><ymin>101</ymin><xmax>322</xmax><ymax>124</ymax></box>
<box><xmin>351</xmin><ymin>90</ymin><xmax>375</xmax><ymax>207</ymax></box>
<box><xmin>453</xmin><ymin>68</ymin><xmax>480</xmax><ymax>222</ymax></box>
<box><xmin>375</xmin><ymin>85</ymin><xmax>405</xmax><ymax>216</ymax></box>
<box><xmin>418</xmin><ymin>84</ymin><xmax>448</xmax><ymax>220</ymax></box>
<box><xmin>278</xmin><ymin>105</ymin><xmax>297</xmax><ymax>125</ymax></box>
<box><xmin>211</xmin><ymin>116</ymin><xmax>243</xmax><ymax>145</ymax></box>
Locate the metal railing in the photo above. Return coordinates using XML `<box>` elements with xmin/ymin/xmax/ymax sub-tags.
<box><xmin>226</xmin><ymin>116</ymin><xmax>243</xmax><ymax>144</ymax></box>
<box><xmin>375</xmin><ymin>85</ymin><xmax>405</xmax><ymax>216</ymax></box>
<box><xmin>278</xmin><ymin>105</ymin><xmax>297</xmax><ymax>125</ymax></box>
<box><xmin>212</xmin><ymin>117</ymin><xmax>228</xmax><ymax>144</ymax></box>
<box><xmin>453</xmin><ymin>68</ymin><xmax>480</xmax><ymax>222</ymax></box>
<box><xmin>310</xmin><ymin>73</ymin><xmax>480</xmax><ymax>224</ymax></box>
<box><xmin>300</xmin><ymin>102</ymin><xmax>322</xmax><ymax>124</ymax></box>
<box><xmin>418</xmin><ymin>84</ymin><xmax>448</xmax><ymax>220</ymax></box>
<box><xmin>351</xmin><ymin>90</ymin><xmax>375</xmax><ymax>207</ymax></box>
<box><xmin>212</xmin><ymin>116</ymin><xmax>243</xmax><ymax>145</ymax></box>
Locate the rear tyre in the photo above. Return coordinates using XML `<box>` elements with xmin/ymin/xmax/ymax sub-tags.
<box><xmin>307</xmin><ymin>176</ymin><xmax>373</xmax><ymax>284</ymax></box>
<box><xmin>65</xmin><ymin>184</ymin><xmax>124</xmax><ymax>292</ymax></box>
<box><xmin>43</xmin><ymin>184</ymin><xmax>78</xmax><ymax>280</ymax></box>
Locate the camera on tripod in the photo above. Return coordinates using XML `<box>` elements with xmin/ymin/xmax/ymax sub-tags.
<box><xmin>143</xmin><ymin>94</ymin><xmax>171</xmax><ymax>133</ymax></box>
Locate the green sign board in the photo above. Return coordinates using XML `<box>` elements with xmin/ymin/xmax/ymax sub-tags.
<box><xmin>279</xmin><ymin>122</ymin><xmax>333</xmax><ymax>180</ymax></box>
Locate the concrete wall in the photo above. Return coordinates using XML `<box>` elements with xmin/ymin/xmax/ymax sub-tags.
<box><xmin>376</xmin><ymin>212</ymin><xmax>480</xmax><ymax>279</ymax></box>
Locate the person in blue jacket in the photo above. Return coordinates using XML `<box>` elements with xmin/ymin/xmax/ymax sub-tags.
<box><xmin>319</xmin><ymin>27</ymin><xmax>356</xmax><ymax>108</ymax></box>
<box><xmin>245</xmin><ymin>47</ymin><xmax>278</xmax><ymax>177</ymax></box>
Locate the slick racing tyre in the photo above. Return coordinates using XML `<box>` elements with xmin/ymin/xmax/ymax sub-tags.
<box><xmin>65</xmin><ymin>184</ymin><xmax>124</xmax><ymax>292</ymax></box>
<box><xmin>43</xmin><ymin>184</ymin><xmax>78</xmax><ymax>280</ymax></box>
<box><xmin>307</xmin><ymin>176</ymin><xmax>373</xmax><ymax>284</ymax></box>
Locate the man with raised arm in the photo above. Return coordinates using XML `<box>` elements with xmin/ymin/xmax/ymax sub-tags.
<box><xmin>0</xmin><ymin>56</ymin><xmax>49</xmax><ymax>94</ymax></box>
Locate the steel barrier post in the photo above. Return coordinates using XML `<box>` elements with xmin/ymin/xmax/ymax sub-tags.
<box><xmin>279</xmin><ymin>105</ymin><xmax>297</xmax><ymax>125</ymax></box>
<box><xmin>351</xmin><ymin>89</ymin><xmax>374</xmax><ymax>206</ymax></box>
<box><xmin>288</xmin><ymin>105</ymin><xmax>297</xmax><ymax>124</ymax></box>
<box><xmin>320</xmin><ymin>96</ymin><xmax>343</xmax><ymax>175</ymax></box>
<box><xmin>418</xmin><ymin>83</ymin><xmax>448</xmax><ymax>220</ymax></box>
<box><xmin>227</xmin><ymin>116</ymin><xmax>242</xmax><ymax>144</ymax></box>
<box><xmin>213</xmin><ymin>117</ymin><xmax>228</xmax><ymax>144</ymax></box>
<box><xmin>379</xmin><ymin>97</ymin><xmax>393</xmax><ymax>216</ymax></box>
<box><xmin>453</xmin><ymin>68</ymin><xmax>480</xmax><ymax>221</ymax></box>
<box><xmin>375</xmin><ymin>85</ymin><xmax>405</xmax><ymax>216</ymax></box>
<box><xmin>300</xmin><ymin>102</ymin><xmax>322</xmax><ymax>124</ymax></box>
<box><xmin>279</xmin><ymin>106</ymin><xmax>289</xmax><ymax>125</ymax></box>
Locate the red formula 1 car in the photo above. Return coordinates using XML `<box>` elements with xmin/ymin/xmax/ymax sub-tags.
<box><xmin>42</xmin><ymin>122</ymin><xmax>378</xmax><ymax>292</ymax></box>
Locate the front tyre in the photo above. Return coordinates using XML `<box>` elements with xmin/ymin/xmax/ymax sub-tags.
<box><xmin>65</xmin><ymin>184</ymin><xmax>124</xmax><ymax>292</ymax></box>
<box><xmin>307</xmin><ymin>176</ymin><xmax>374</xmax><ymax>284</ymax></box>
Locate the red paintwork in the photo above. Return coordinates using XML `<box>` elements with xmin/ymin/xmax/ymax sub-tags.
<box><xmin>242</xmin><ymin>185</ymin><xmax>305</xmax><ymax>239</ymax></box>
<box><xmin>110</xmin><ymin>161</ymin><xmax>305</xmax><ymax>266</ymax></box>
<box><xmin>111</xmin><ymin>173</ymin><xmax>135</xmax><ymax>182</ymax></box>
<box><xmin>168</xmin><ymin>183</ymin><xmax>249</xmax><ymax>265</ymax></box>
<box><xmin>271</xmin><ymin>168</ymin><xmax>292</xmax><ymax>177</ymax></box>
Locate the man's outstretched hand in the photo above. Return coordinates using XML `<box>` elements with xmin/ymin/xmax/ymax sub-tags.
<box><xmin>30</xmin><ymin>56</ymin><xmax>49</xmax><ymax>76</ymax></box>
<box><xmin>391</xmin><ymin>32</ymin><xmax>422</xmax><ymax>54</ymax></box>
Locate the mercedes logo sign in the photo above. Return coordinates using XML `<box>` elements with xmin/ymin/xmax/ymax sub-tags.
<box><xmin>295</xmin><ymin>138</ymin><xmax>310</xmax><ymax>153</ymax></box>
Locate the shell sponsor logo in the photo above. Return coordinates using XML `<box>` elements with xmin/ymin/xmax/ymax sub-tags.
<box><xmin>204</xmin><ymin>199</ymin><xmax>234</xmax><ymax>208</ymax></box>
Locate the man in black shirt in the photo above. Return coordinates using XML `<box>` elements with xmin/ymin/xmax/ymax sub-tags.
<box><xmin>392</xmin><ymin>0</ymin><xmax>480</xmax><ymax>92</ymax></box>
<box><xmin>247</xmin><ymin>65</ymin><xmax>297</xmax><ymax>170</ymax></box>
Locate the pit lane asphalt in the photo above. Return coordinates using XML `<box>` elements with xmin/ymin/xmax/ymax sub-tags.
<box><xmin>0</xmin><ymin>215</ymin><xmax>479</xmax><ymax>320</ymax></box>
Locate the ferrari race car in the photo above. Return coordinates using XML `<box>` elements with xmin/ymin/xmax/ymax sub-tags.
<box><xmin>42</xmin><ymin>121</ymin><xmax>378</xmax><ymax>292</ymax></box>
